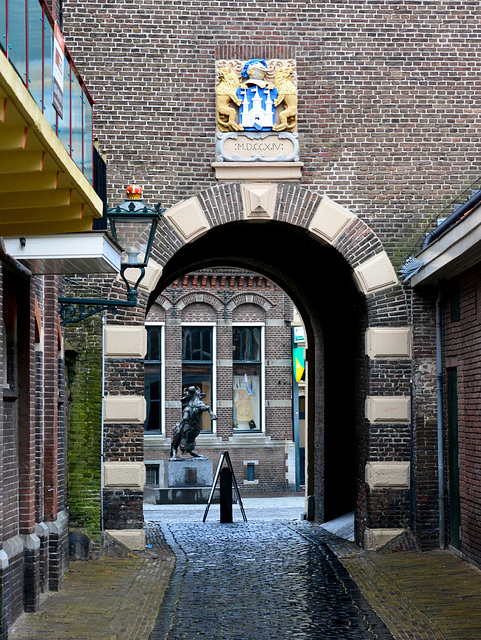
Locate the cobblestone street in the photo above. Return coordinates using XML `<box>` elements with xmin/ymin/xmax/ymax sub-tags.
<box><xmin>8</xmin><ymin>498</ymin><xmax>481</xmax><ymax>640</ymax></box>
<box><xmin>148</xmin><ymin>521</ymin><xmax>393</xmax><ymax>640</ymax></box>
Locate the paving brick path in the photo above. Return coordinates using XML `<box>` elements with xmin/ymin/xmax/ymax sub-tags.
<box><xmin>342</xmin><ymin>551</ymin><xmax>481</xmax><ymax>640</ymax></box>
<box><xmin>9</xmin><ymin>547</ymin><xmax>175</xmax><ymax>640</ymax></box>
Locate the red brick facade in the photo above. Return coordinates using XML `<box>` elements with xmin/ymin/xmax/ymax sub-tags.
<box><xmin>442</xmin><ymin>267</ymin><xmax>481</xmax><ymax>568</ymax></box>
<box><xmin>0</xmin><ymin>265</ymin><xmax>68</xmax><ymax>637</ymax></box>
<box><xmin>144</xmin><ymin>270</ymin><xmax>296</xmax><ymax>493</ymax></box>
<box><xmin>3</xmin><ymin>1</ymin><xmax>481</xmax><ymax>631</ymax></box>
<box><xmin>57</xmin><ymin>0</ymin><xmax>481</xmax><ymax>558</ymax></box>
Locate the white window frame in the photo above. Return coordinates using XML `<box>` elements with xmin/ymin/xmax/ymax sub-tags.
<box><xmin>144</xmin><ymin>322</ymin><xmax>165</xmax><ymax>436</ymax></box>
<box><xmin>232</xmin><ymin>322</ymin><xmax>265</xmax><ymax>433</ymax></box>
<box><xmin>181</xmin><ymin>322</ymin><xmax>217</xmax><ymax>435</ymax></box>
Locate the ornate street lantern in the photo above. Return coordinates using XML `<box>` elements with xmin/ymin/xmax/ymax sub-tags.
<box><xmin>59</xmin><ymin>182</ymin><xmax>164</xmax><ymax>324</ymax></box>
<box><xmin>107</xmin><ymin>181</ymin><xmax>164</xmax><ymax>301</ymax></box>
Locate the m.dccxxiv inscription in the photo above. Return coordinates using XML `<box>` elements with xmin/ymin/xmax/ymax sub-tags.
<box><xmin>216</xmin><ymin>131</ymin><xmax>299</xmax><ymax>163</ymax></box>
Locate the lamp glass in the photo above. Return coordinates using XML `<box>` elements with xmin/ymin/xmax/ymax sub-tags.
<box><xmin>108</xmin><ymin>215</ymin><xmax>156</xmax><ymax>267</ymax></box>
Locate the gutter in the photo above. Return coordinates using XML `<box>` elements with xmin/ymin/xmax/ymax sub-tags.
<box><xmin>0</xmin><ymin>237</ymin><xmax>32</xmax><ymax>279</ymax></box>
<box><xmin>421</xmin><ymin>188</ymin><xmax>481</xmax><ymax>250</ymax></box>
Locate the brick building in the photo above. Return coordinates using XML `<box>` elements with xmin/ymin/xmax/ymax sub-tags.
<box><xmin>58</xmin><ymin>0</ymin><xmax>481</xmax><ymax>562</ymax></box>
<box><xmin>409</xmin><ymin>188</ymin><xmax>481</xmax><ymax>570</ymax></box>
<box><xmin>142</xmin><ymin>269</ymin><xmax>297</xmax><ymax>494</ymax></box>
<box><xmin>0</xmin><ymin>0</ymin><xmax>117</xmax><ymax>635</ymax></box>
<box><xmin>1</xmin><ymin>2</ymin><xmax>481</xmax><ymax>634</ymax></box>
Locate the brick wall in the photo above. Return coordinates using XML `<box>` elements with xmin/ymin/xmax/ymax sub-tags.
<box><xmin>1</xmin><ymin>264</ymin><xmax>70</xmax><ymax>630</ymax></box>
<box><xmin>64</xmin><ymin>312</ymin><xmax>103</xmax><ymax>541</ymax></box>
<box><xmin>411</xmin><ymin>289</ymin><xmax>438</xmax><ymax>549</ymax></box>
<box><xmin>58</xmin><ymin>0</ymin><xmax>481</xmax><ymax>545</ymax></box>
<box><xmin>63</xmin><ymin>0</ymin><xmax>481</xmax><ymax>270</ymax></box>
<box><xmin>145</xmin><ymin>270</ymin><xmax>294</xmax><ymax>493</ymax></box>
<box><xmin>443</xmin><ymin>266</ymin><xmax>481</xmax><ymax>568</ymax></box>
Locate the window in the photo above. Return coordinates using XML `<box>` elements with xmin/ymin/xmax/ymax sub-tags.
<box><xmin>144</xmin><ymin>326</ymin><xmax>162</xmax><ymax>433</ymax></box>
<box><xmin>182</xmin><ymin>326</ymin><xmax>212</xmax><ymax>361</ymax></box>
<box><xmin>451</xmin><ymin>291</ymin><xmax>461</xmax><ymax>322</ymax></box>
<box><xmin>145</xmin><ymin>464</ymin><xmax>159</xmax><ymax>486</ymax></box>
<box><xmin>233</xmin><ymin>326</ymin><xmax>262</xmax><ymax>432</ymax></box>
<box><xmin>182</xmin><ymin>326</ymin><xmax>214</xmax><ymax>432</ymax></box>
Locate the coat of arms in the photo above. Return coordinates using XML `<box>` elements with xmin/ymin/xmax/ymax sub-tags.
<box><xmin>215</xmin><ymin>58</ymin><xmax>299</xmax><ymax>164</ymax></box>
<box><xmin>216</xmin><ymin>58</ymin><xmax>297</xmax><ymax>133</ymax></box>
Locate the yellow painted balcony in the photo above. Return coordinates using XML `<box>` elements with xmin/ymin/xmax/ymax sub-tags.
<box><xmin>0</xmin><ymin>0</ymin><xmax>102</xmax><ymax>236</ymax></box>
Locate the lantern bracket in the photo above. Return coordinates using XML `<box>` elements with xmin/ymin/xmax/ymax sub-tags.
<box><xmin>58</xmin><ymin>185</ymin><xmax>164</xmax><ymax>325</ymax></box>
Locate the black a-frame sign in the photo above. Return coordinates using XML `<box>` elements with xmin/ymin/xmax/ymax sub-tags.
<box><xmin>203</xmin><ymin>451</ymin><xmax>247</xmax><ymax>523</ymax></box>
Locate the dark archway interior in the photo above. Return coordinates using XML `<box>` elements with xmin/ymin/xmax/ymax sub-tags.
<box><xmin>149</xmin><ymin>220</ymin><xmax>367</xmax><ymax>522</ymax></box>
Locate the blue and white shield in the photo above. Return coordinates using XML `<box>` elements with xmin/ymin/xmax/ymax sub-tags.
<box><xmin>236</xmin><ymin>84</ymin><xmax>279</xmax><ymax>132</ymax></box>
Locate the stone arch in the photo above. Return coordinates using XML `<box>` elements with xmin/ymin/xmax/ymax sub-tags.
<box><xmin>168</xmin><ymin>291</ymin><xmax>224</xmax><ymax>314</ymax></box>
<box><xmin>137</xmin><ymin>183</ymin><xmax>412</xmax><ymax>549</ymax></box>
<box><xmin>228</xmin><ymin>293</ymin><xmax>274</xmax><ymax>314</ymax></box>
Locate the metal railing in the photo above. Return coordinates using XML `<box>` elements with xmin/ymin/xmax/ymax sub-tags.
<box><xmin>1</xmin><ymin>0</ymin><xmax>94</xmax><ymax>184</ymax></box>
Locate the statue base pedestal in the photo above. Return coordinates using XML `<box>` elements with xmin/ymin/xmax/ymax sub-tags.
<box><xmin>144</xmin><ymin>486</ymin><xmax>220</xmax><ymax>505</ymax></box>
<box><xmin>166</xmin><ymin>458</ymin><xmax>213</xmax><ymax>488</ymax></box>
<box><xmin>143</xmin><ymin>458</ymin><xmax>233</xmax><ymax>505</ymax></box>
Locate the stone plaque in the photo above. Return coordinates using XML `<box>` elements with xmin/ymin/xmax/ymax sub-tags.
<box><xmin>185</xmin><ymin>467</ymin><xmax>198</xmax><ymax>485</ymax></box>
<box><xmin>216</xmin><ymin>131</ymin><xmax>299</xmax><ymax>163</ymax></box>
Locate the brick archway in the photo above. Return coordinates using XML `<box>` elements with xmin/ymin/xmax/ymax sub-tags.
<box><xmin>105</xmin><ymin>183</ymin><xmax>412</xmax><ymax>550</ymax></box>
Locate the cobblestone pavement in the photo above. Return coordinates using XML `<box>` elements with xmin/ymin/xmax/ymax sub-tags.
<box><xmin>149</xmin><ymin>521</ymin><xmax>394</xmax><ymax>640</ymax></box>
<box><xmin>8</xmin><ymin>498</ymin><xmax>481</xmax><ymax>640</ymax></box>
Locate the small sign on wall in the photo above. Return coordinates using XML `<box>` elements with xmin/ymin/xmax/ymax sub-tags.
<box><xmin>293</xmin><ymin>326</ymin><xmax>305</xmax><ymax>343</ymax></box>
<box><xmin>53</xmin><ymin>23</ymin><xmax>65</xmax><ymax>119</ymax></box>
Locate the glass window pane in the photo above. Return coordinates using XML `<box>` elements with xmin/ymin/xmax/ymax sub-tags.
<box><xmin>147</xmin><ymin>326</ymin><xmax>161</xmax><ymax>361</ymax></box>
<box><xmin>201</xmin><ymin>327</ymin><xmax>212</xmax><ymax>360</ymax></box>
<box><xmin>42</xmin><ymin>22</ymin><xmax>56</xmax><ymax>132</ymax></box>
<box><xmin>182</xmin><ymin>327</ymin><xmax>191</xmax><ymax>360</ymax></box>
<box><xmin>27</xmin><ymin>0</ymin><xmax>43</xmax><ymax>108</ymax></box>
<box><xmin>182</xmin><ymin>363</ymin><xmax>213</xmax><ymax>432</ymax></box>
<box><xmin>1</xmin><ymin>1</ymin><xmax>7</xmax><ymax>54</ymax></box>
<box><xmin>233</xmin><ymin>326</ymin><xmax>261</xmax><ymax>362</ymax></box>
<box><xmin>182</xmin><ymin>327</ymin><xmax>212</xmax><ymax>361</ymax></box>
<box><xmin>70</xmin><ymin>72</ymin><xmax>83</xmax><ymax>171</ymax></box>
<box><xmin>145</xmin><ymin>465</ymin><xmax>159</xmax><ymax>485</ymax></box>
<box><xmin>57</xmin><ymin>57</ymin><xmax>70</xmax><ymax>153</ymax></box>
<box><xmin>251</xmin><ymin>327</ymin><xmax>261</xmax><ymax>360</ymax></box>
<box><xmin>8</xmin><ymin>0</ymin><xmax>27</xmax><ymax>82</ymax></box>
<box><xmin>233</xmin><ymin>363</ymin><xmax>261</xmax><ymax>431</ymax></box>
<box><xmin>83</xmin><ymin>94</ymin><xmax>93</xmax><ymax>184</ymax></box>
<box><xmin>192</xmin><ymin>328</ymin><xmax>201</xmax><ymax>359</ymax></box>
<box><xmin>144</xmin><ymin>363</ymin><xmax>161</xmax><ymax>432</ymax></box>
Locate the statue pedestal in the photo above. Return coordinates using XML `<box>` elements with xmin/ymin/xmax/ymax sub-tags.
<box><xmin>166</xmin><ymin>459</ymin><xmax>213</xmax><ymax>488</ymax></box>
<box><xmin>144</xmin><ymin>459</ymin><xmax>216</xmax><ymax>505</ymax></box>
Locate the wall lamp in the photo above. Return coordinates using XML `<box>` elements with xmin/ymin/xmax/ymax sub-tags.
<box><xmin>59</xmin><ymin>182</ymin><xmax>164</xmax><ymax>324</ymax></box>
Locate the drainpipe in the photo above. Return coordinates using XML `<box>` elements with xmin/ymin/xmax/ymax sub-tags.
<box><xmin>436</xmin><ymin>286</ymin><xmax>446</xmax><ymax>549</ymax></box>
<box><xmin>100</xmin><ymin>313</ymin><xmax>106</xmax><ymax>534</ymax></box>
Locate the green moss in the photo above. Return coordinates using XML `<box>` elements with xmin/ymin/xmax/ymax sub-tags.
<box><xmin>66</xmin><ymin>316</ymin><xmax>103</xmax><ymax>542</ymax></box>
